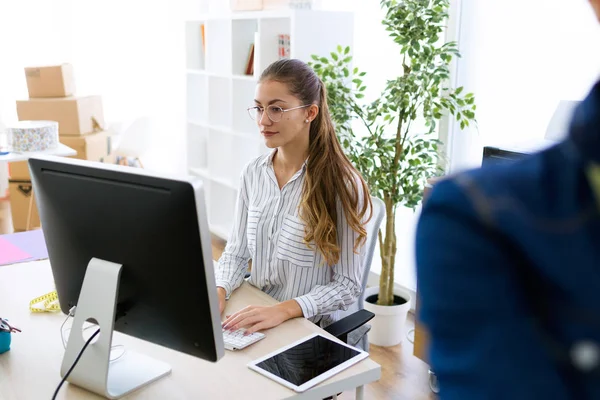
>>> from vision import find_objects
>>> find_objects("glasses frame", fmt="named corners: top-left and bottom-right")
top-left (247, 104), bottom-right (311, 123)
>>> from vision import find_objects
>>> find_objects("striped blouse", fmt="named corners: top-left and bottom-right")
top-left (215, 150), bottom-right (365, 327)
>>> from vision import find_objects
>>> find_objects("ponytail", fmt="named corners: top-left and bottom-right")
top-left (260, 59), bottom-right (372, 266)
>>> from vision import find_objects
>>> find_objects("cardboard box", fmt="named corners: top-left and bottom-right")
top-left (8, 179), bottom-right (40, 231)
top-left (16, 96), bottom-right (104, 136)
top-left (59, 130), bottom-right (113, 162)
top-left (24, 64), bottom-right (76, 98)
top-left (8, 162), bottom-right (31, 180)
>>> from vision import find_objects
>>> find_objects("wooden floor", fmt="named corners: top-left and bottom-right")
top-left (212, 236), bottom-right (435, 400)
top-left (1, 199), bottom-right (435, 399)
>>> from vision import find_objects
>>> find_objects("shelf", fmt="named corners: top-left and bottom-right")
top-left (256, 17), bottom-right (290, 72)
top-left (187, 73), bottom-right (208, 124)
top-left (206, 19), bottom-right (232, 74)
top-left (186, 70), bottom-right (256, 81)
top-left (186, 69), bottom-right (206, 75)
top-left (207, 128), bottom-right (233, 183)
top-left (186, 21), bottom-right (206, 70)
top-left (188, 120), bottom-right (210, 128)
top-left (232, 78), bottom-right (259, 134)
top-left (187, 124), bottom-right (209, 170)
top-left (207, 76), bottom-right (232, 127)
top-left (232, 74), bottom-right (257, 81)
top-left (209, 183), bottom-right (237, 238)
top-left (232, 18), bottom-right (258, 76)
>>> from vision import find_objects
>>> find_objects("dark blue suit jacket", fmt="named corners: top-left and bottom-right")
top-left (416, 81), bottom-right (600, 399)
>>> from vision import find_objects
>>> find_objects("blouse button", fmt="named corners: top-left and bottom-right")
top-left (571, 340), bottom-right (600, 372)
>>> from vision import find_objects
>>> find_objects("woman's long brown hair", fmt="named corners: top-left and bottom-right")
top-left (259, 59), bottom-right (372, 266)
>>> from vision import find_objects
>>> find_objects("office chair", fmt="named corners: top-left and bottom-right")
top-left (322, 196), bottom-right (386, 351)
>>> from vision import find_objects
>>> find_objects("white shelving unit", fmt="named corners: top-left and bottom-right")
top-left (185, 7), bottom-right (354, 240)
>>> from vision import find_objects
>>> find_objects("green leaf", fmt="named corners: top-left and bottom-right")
top-left (331, 52), bottom-right (339, 61)
top-left (345, 46), bottom-right (350, 55)
top-left (337, 44), bottom-right (342, 53)
top-left (320, 57), bottom-right (329, 64)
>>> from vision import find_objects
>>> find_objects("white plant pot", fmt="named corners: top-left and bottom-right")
top-left (363, 286), bottom-right (411, 347)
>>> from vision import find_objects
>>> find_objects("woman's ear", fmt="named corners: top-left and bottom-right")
top-left (306, 104), bottom-right (319, 123)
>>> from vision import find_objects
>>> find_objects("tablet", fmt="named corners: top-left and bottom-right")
top-left (247, 333), bottom-right (368, 393)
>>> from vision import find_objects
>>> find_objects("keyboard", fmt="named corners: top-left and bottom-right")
top-left (222, 328), bottom-right (265, 351)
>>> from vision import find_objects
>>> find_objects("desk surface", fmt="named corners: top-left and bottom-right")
top-left (0, 143), bottom-right (76, 163)
top-left (0, 261), bottom-right (380, 399)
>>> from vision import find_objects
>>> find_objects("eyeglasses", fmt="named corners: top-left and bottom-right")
top-left (247, 104), bottom-right (311, 123)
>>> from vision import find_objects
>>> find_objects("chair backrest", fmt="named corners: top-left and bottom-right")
top-left (339, 196), bottom-right (386, 318)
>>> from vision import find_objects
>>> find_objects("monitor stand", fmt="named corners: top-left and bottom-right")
top-left (61, 257), bottom-right (171, 399)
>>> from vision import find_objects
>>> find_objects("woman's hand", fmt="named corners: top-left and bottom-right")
top-left (221, 300), bottom-right (303, 334)
top-left (217, 287), bottom-right (227, 315)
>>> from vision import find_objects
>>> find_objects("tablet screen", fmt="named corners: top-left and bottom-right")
top-left (254, 334), bottom-right (361, 387)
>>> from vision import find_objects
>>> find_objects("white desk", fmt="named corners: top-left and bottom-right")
top-left (0, 143), bottom-right (76, 163)
top-left (0, 261), bottom-right (381, 399)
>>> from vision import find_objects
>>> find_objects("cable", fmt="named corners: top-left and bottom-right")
top-left (407, 328), bottom-right (415, 344)
top-left (60, 307), bottom-right (126, 362)
top-left (52, 328), bottom-right (100, 400)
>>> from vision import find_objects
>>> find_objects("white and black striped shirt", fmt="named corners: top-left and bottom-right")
top-left (215, 150), bottom-right (365, 327)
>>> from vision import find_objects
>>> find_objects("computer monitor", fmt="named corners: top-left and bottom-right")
top-left (28, 155), bottom-right (224, 399)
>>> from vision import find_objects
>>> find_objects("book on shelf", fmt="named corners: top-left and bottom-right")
top-left (245, 43), bottom-right (255, 75)
top-left (278, 34), bottom-right (290, 60)
top-left (200, 24), bottom-right (206, 55)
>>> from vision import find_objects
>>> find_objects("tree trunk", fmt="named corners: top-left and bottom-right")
top-left (377, 195), bottom-right (396, 306)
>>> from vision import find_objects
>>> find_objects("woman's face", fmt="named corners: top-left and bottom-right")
top-left (252, 80), bottom-right (316, 149)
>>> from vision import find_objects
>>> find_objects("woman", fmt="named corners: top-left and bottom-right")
top-left (217, 59), bottom-right (372, 334)
top-left (416, 1), bottom-right (600, 398)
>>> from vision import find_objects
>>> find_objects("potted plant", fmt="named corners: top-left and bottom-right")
top-left (310, 0), bottom-right (477, 346)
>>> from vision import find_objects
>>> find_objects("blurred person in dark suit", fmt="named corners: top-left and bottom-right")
top-left (415, 1), bottom-right (600, 398)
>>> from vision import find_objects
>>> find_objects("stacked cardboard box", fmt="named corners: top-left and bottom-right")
top-left (9, 64), bottom-right (113, 231)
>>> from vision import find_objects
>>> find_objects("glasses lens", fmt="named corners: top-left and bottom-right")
top-left (248, 107), bottom-right (260, 120)
top-left (267, 106), bottom-right (284, 122)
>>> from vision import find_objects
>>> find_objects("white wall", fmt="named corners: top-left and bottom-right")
top-left (0, 0), bottom-right (73, 199)
top-left (0, 0), bottom-right (73, 125)
top-left (67, 0), bottom-right (187, 174)
top-left (449, 0), bottom-right (600, 172)
top-left (0, 0), bottom-right (188, 175)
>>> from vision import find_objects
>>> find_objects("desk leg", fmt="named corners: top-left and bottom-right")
top-left (355, 385), bottom-right (364, 400)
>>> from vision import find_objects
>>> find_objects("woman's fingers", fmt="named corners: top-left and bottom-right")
top-left (230, 314), bottom-right (263, 331)
top-left (222, 305), bottom-right (253, 325)
top-left (222, 307), bottom-right (259, 330)
top-left (245, 320), bottom-right (270, 335)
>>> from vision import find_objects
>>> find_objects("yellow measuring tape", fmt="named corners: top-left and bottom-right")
top-left (29, 290), bottom-right (60, 313)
